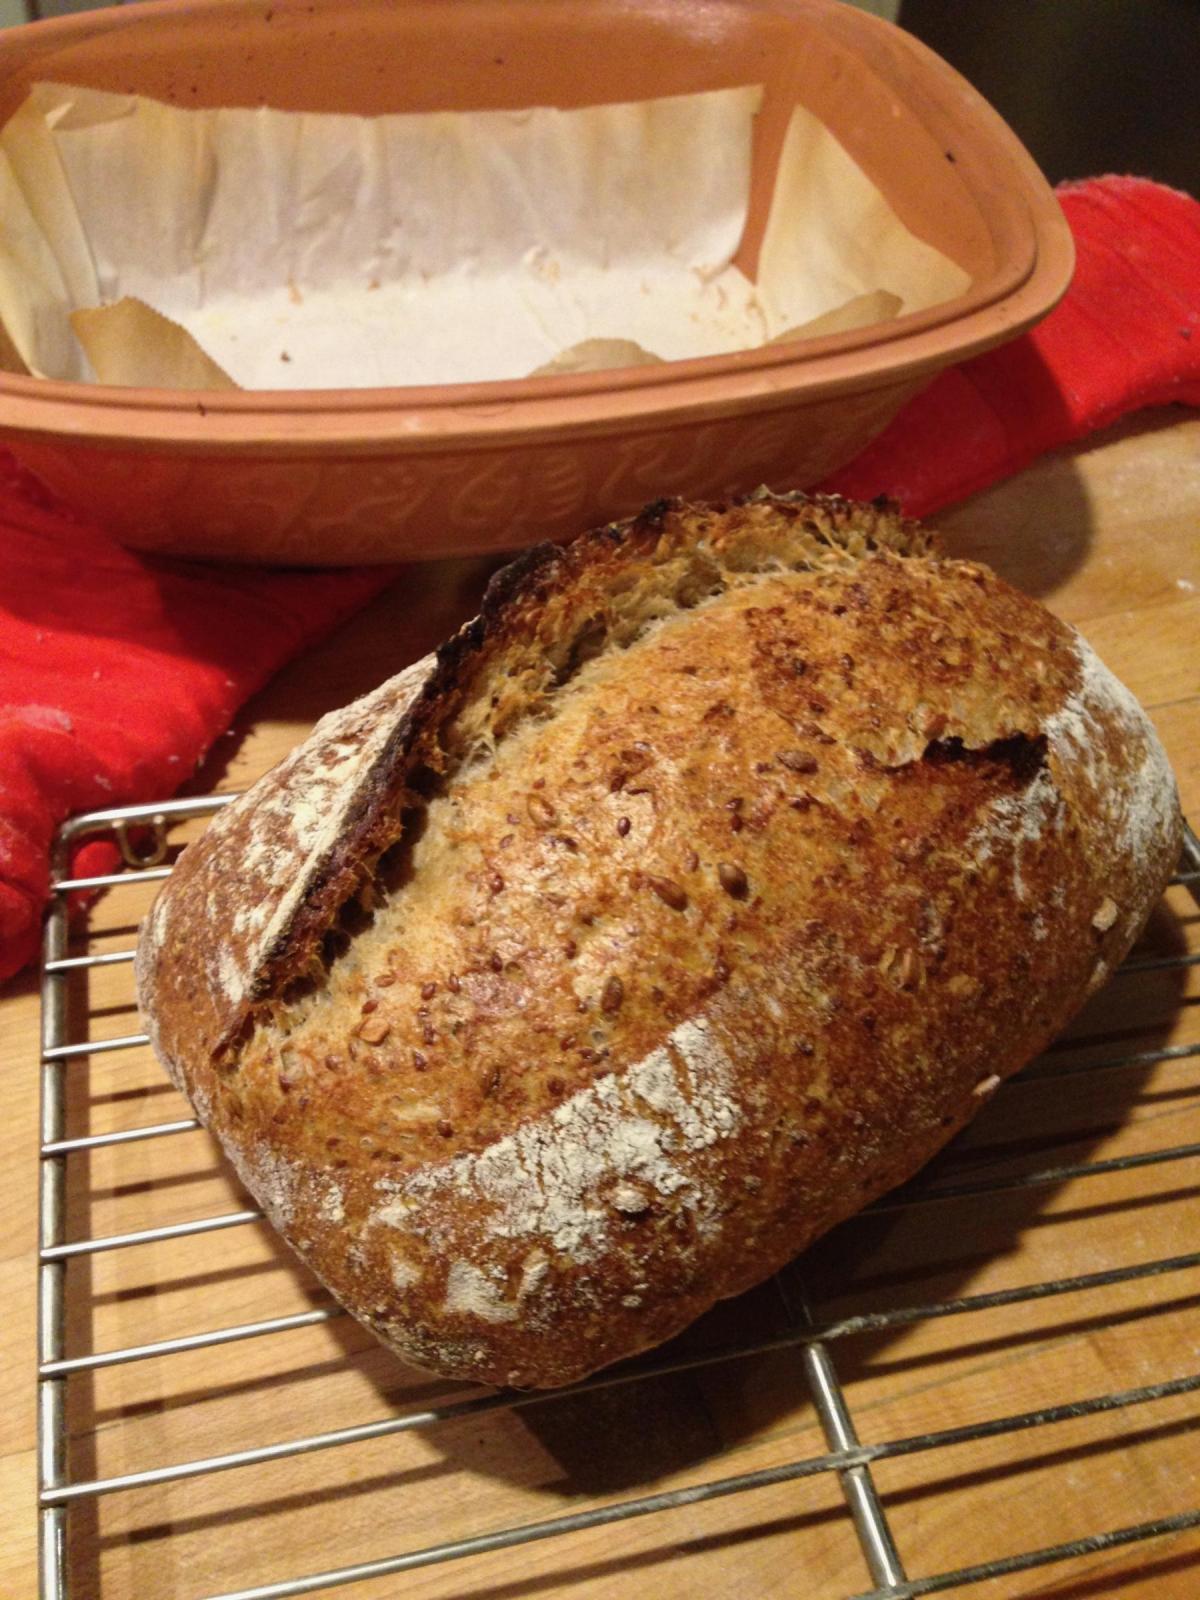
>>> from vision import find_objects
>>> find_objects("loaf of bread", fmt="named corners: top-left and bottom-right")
top-left (136, 493), bottom-right (1181, 1388)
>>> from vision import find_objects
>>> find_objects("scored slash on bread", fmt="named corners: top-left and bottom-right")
top-left (136, 492), bottom-right (1181, 1388)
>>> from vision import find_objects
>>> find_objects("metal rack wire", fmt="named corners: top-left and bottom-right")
top-left (36, 797), bottom-right (1200, 1600)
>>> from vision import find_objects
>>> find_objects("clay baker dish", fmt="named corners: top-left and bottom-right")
top-left (0, 0), bottom-right (1073, 565)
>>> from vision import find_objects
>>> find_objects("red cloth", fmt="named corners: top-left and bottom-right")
top-left (0, 478), bottom-right (391, 980)
top-left (2, 175), bottom-right (1199, 983)
top-left (820, 177), bottom-right (1200, 511)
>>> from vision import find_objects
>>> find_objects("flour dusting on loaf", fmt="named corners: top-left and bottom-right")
top-left (393, 1016), bottom-right (739, 1262)
top-left (136, 493), bottom-right (1181, 1387)
top-left (221, 657), bottom-right (434, 1002)
top-left (137, 656), bottom-right (434, 1057)
top-left (966, 633), bottom-right (1175, 910)
top-left (1047, 635), bottom-right (1179, 867)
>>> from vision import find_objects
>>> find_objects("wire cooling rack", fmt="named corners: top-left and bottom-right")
top-left (36, 797), bottom-right (1200, 1600)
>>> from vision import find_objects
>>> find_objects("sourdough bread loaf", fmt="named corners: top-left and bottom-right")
top-left (136, 493), bottom-right (1181, 1387)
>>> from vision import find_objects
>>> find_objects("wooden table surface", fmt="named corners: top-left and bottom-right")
top-left (2, 408), bottom-right (1199, 1600)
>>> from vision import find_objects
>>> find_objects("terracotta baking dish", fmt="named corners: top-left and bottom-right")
top-left (0, 0), bottom-right (1073, 566)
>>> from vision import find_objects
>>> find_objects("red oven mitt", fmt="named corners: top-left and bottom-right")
top-left (0, 478), bottom-right (391, 982)
top-left (2, 175), bottom-right (1199, 984)
top-left (820, 176), bottom-right (1200, 511)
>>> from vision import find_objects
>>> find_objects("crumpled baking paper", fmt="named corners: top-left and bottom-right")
top-left (0, 81), bottom-right (968, 390)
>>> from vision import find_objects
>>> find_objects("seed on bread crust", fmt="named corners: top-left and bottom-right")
top-left (646, 875), bottom-right (688, 911)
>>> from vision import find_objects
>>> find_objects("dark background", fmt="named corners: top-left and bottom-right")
top-left (898, 0), bottom-right (1200, 193)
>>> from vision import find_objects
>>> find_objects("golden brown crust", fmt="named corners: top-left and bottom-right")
top-left (136, 492), bottom-right (1182, 1387)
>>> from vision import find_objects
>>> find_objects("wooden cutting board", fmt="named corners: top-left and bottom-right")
top-left (2, 406), bottom-right (1198, 1600)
